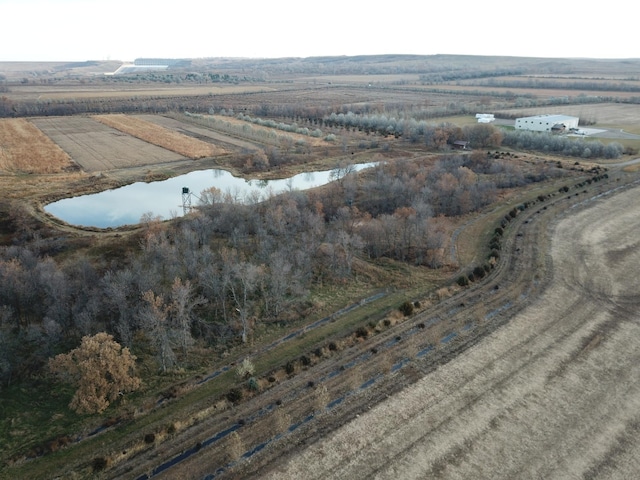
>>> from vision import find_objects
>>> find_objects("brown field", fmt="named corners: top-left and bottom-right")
top-left (93, 114), bottom-right (226, 159)
top-left (31, 116), bottom-right (189, 172)
top-left (135, 114), bottom-right (265, 152)
top-left (0, 118), bottom-right (73, 173)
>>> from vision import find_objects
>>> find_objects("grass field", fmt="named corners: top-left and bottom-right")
top-left (0, 119), bottom-right (73, 173)
top-left (93, 114), bottom-right (227, 159)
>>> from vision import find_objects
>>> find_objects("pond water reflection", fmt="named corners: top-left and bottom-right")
top-left (45, 164), bottom-right (374, 228)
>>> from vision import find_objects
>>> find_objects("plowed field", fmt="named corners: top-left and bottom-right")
top-left (31, 116), bottom-right (187, 172)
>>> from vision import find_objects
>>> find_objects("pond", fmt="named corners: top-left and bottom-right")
top-left (44, 164), bottom-right (375, 228)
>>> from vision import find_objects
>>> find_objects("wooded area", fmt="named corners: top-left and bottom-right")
top-left (1, 54), bottom-right (638, 478)
top-left (0, 152), bottom-right (569, 394)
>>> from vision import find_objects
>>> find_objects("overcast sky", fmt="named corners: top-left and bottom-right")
top-left (1, 0), bottom-right (637, 62)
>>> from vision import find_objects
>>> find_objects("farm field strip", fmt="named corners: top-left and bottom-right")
top-left (138, 114), bottom-right (263, 152)
top-left (0, 118), bottom-right (73, 173)
top-left (31, 117), bottom-right (188, 172)
top-left (183, 113), bottom-right (329, 148)
top-left (93, 114), bottom-right (227, 159)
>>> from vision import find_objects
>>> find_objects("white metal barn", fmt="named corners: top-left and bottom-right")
top-left (515, 114), bottom-right (579, 133)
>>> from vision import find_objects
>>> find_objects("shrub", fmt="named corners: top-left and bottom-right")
top-left (355, 326), bottom-right (369, 338)
top-left (300, 355), bottom-right (311, 366)
top-left (92, 457), bottom-right (108, 472)
top-left (457, 275), bottom-right (469, 287)
top-left (236, 358), bottom-right (255, 379)
top-left (247, 377), bottom-right (259, 391)
top-left (226, 388), bottom-right (243, 404)
top-left (328, 342), bottom-right (338, 351)
top-left (473, 266), bottom-right (486, 279)
top-left (285, 361), bottom-right (295, 375)
top-left (144, 433), bottom-right (156, 444)
top-left (268, 376), bottom-right (276, 383)
top-left (399, 301), bottom-right (414, 317)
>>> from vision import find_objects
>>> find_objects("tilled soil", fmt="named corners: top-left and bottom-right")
top-left (255, 180), bottom-right (640, 479)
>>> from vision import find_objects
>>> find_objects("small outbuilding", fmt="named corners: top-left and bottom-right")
top-left (476, 113), bottom-right (495, 123)
top-left (453, 140), bottom-right (470, 150)
top-left (515, 114), bottom-right (579, 133)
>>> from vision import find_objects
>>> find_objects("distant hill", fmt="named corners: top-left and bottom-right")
top-left (2, 54), bottom-right (639, 80)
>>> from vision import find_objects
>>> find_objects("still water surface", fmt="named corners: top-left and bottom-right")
top-left (45, 165), bottom-right (373, 228)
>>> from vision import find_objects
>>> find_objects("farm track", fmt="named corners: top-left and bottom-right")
top-left (104, 170), bottom-right (631, 479)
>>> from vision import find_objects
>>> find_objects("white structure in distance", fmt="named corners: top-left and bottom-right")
top-left (515, 114), bottom-right (579, 133)
top-left (476, 113), bottom-right (495, 123)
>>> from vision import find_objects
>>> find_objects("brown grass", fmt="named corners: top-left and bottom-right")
top-left (0, 119), bottom-right (73, 173)
top-left (93, 114), bottom-right (226, 159)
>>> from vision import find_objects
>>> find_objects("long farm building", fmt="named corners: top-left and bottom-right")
top-left (515, 114), bottom-right (579, 133)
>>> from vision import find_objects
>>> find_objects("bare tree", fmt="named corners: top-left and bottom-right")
top-left (139, 290), bottom-right (176, 373)
top-left (228, 260), bottom-right (263, 344)
top-left (169, 277), bottom-right (207, 355)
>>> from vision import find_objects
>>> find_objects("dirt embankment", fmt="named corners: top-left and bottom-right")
top-left (256, 180), bottom-right (640, 480)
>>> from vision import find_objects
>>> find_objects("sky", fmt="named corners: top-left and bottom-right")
top-left (1, 0), bottom-right (637, 62)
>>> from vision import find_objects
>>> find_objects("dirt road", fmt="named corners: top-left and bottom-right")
top-left (260, 183), bottom-right (640, 479)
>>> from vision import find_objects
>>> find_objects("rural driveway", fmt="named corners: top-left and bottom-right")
top-left (261, 183), bottom-right (640, 479)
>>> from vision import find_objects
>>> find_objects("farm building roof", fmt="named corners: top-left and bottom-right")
top-left (516, 114), bottom-right (578, 122)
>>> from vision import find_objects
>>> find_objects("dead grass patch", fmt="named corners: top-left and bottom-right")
top-left (93, 114), bottom-right (226, 159)
top-left (0, 119), bottom-right (74, 173)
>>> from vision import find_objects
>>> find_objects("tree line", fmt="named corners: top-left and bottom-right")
top-left (501, 130), bottom-right (625, 159)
